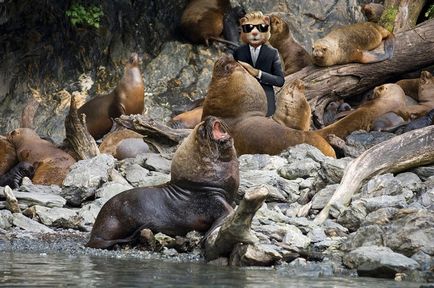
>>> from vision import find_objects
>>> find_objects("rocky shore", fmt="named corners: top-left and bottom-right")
top-left (1, 130), bottom-right (433, 284)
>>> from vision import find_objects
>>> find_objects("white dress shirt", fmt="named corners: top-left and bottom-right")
top-left (249, 45), bottom-right (262, 79)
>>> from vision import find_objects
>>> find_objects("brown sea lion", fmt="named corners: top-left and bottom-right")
top-left (372, 112), bottom-right (405, 132)
top-left (77, 53), bottom-right (144, 140)
top-left (269, 14), bottom-right (311, 75)
top-left (180, 0), bottom-right (238, 46)
top-left (312, 22), bottom-right (394, 67)
top-left (7, 128), bottom-right (76, 186)
top-left (403, 71), bottom-right (434, 118)
top-left (272, 79), bottom-right (311, 131)
top-left (361, 3), bottom-right (384, 23)
top-left (99, 129), bottom-right (145, 157)
top-left (0, 161), bottom-right (35, 189)
top-left (396, 78), bottom-right (419, 100)
top-left (0, 136), bottom-right (18, 176)
top-left (86, 116), bottom-right (239, 249)
top-left (316, 84), bottom-right (409, 139)
top-left (168, 106), bottom-right (204, 129)
top-left (202, 55), bottom-right (336, 157)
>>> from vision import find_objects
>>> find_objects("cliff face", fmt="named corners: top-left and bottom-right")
top-left (0, 0), bottom-right (369, 142)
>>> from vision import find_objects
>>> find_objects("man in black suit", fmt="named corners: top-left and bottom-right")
top-left (233, 15), bottom-right (285, 117)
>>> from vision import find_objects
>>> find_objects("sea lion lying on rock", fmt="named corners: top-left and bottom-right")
top-left (86, 116), bottom-right (239, 249)
top-left (7, 128), bottom-right (76, 186)
top-left (202, 55), bottom-right (335, 157)
top-left (402, 71), bottom-right (434, 118)
top-left (312, 22), bottom-right (394, 66)
top-left (0, 161), bottom-right (34, 189)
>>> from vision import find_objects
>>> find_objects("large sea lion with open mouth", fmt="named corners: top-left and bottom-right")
top-left (201, 55), bottom-right (336, 157)
top-left (86, 116), bottom-right (239, 249)
top-left (77, 53), bottom-right (144, 140)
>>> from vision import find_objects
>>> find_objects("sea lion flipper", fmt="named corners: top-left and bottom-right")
top-left (360, 35), bottom-right (395, 64)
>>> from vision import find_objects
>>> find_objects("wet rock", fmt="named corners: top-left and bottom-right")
top-left (343, 245), bottom-right (420, 278)
top-left (33, 205), bottom-right (83, 229)
top-left (283, 258), bottom-right (335, 277)
top-left (62, 154), bottom-right (116, 206)
top-left (12, 213), bottom-right (54, 233)
top-left (0, 210), bottom-right (13, 229)
top-left (229, 243), bottom-right (280, 266)
top-left (344, 131), bottom-right (396, 158)
top-left (1, 187), bottom-right (66, 208)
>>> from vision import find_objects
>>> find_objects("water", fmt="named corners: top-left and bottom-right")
top-left (0, 252), bottom-right (423, 288)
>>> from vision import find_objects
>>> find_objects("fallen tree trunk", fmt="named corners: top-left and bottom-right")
top-left (64, 92), bottom-right (100, 160)
top-left (284, 19), bottom-right (434, 127)
top-left (204, 185), bottom-right (269, 261)
top-left (314, 125), bottom-right (434, 225)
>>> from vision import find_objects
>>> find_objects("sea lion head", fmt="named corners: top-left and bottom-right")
top-left (171, 116), bottom-right (239, 195)
top-left (7, 128), bottom-right (39, 148)
top-left (270, 14), bottom-right (289, 40)
top-left (419, 71), bottom-right (433, 99)
top-left (312, 39), bottom-right (337, 67)
top-left (17, 161), bottom-right (35, 179)
top-left (203, 55), bottom-right (267, 119)
top-left (240, 11), bottom-right (271, 47)
top-left (372, 84), bottom-right (406, 109)
top-left (128, 52), bottom-right (140, 67)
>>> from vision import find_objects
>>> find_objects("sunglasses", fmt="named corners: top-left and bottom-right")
top-left (241, 24), bottom-right (269, 33)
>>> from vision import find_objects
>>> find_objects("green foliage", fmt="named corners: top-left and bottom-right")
top-left (425, 3), bottom-right (434, 19)
top-left (379, 7), bottom-right (398, 32)
top-left (66, 4), bottom-right (103, 29)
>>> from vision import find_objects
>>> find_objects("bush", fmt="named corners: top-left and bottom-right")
top-left (66, 4), bottom-right (103, 29)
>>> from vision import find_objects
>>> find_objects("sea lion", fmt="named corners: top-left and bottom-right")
top-left (99, 129), bottom-right (145, 158)
top-left (222, 5), bottom-right (246, 45)
top-left (323, 101), bottom-right (340, 126)
top-left (202, 55), bottom-right (336, 157)
top-left (361, 3), bottom-right (384, 23)
top-left (7, 128), bottom-right (76, 186)
top-left (312, 22), bottom-right (394, 67)
top-left (0, 162), bottom-right (35, 189)
top-left (168, 106), bottom-right (204, 129)
top-left (115, 138), bottom-right (149, 160)
top-left (372, 112), bottom-right (405, 132)
top-left (86, 116), bottom-right (239, 249)
top-left (180, 0), bottom-right (238, 46)
top-left (316, 84), bottom-right (409, 139)
top-left (402, 71), bottom-right (434, 118)
top-left (272, 79), bottom-right (311, 131)
top-left (77, 53), bottom-right (144, 140)
top-left (396, 78), bottom-right (419, 100)
top-left (0, 136), bottom-right (18, 176)
top-left (395, 108), bottom-right (434, 135)
top-left (269, 14), bottom-right (311, 75)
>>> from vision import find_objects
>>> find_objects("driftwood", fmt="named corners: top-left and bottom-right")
top-left (64, 92), bottom-right (100, 160)
top-left (283, 19), bottom-right (434, 127)
top-left (114, 114), bottom-right (191, 153)
top-left (314, 125), bottom-right (434, 225)
top-left (3, 186), bottom-right (20, 213)
top-left (379, 0), bottom-right (426, 32)
top-left (204, 185), bottom-right (269, 262)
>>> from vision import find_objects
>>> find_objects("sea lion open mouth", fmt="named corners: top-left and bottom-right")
top-left (212, 120), bottom-right (230, 142)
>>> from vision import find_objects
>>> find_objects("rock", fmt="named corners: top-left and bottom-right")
top-left (344, 131), bottom-right (396, 158)
top-left (343, 245), bottom-right (420, 278)
top-left (418, 187), bottom-right (434, 210)
top-left (278, 158), bottom-right (321, 180)
top-left (0, 210), bottom-right (13, 229)
top-left (229, 243), bottom-right (279, 266)
top-left (12, 213), bottom-right (54, 233)
top-left (282, 258), bottom-right (335, 278)
top-left (395, 172), bottom-right (422, 192)
top-left (361, 173), bottom-right (404, 198)
top-left (318, 157), bottom-right (352, 184)
top-left (33, 205), bottom-right (82, 229)
top-left (307, 227), bottom-right (327, 243)
top-left (311, 184), bottom-right (338, 210)
top-left (94, 182), bottom-right (133, 200)
top-left (411, 251), bottom-right (433, 272)
top-left (361, 195), bottom-right (408, 212)
top-left (62, 154), bottom-right (116, 206)
top-left (337, 202), bottom-right (367, 232)
top-left (411, 165), bottom-right (434, 181)
top-left (1, 187), bottom-right (66, 208)
top-left (362, 207), bottom-right (399, 226)
top-left (282, 225), bottom-right (311, 250)
top-left (142, 153), bottom-right (172, 174)
top-left (341, 225), bottom-right (384, 252)
top-left (239, 154), bottom-right (287, 172)
top-left (77, 200), bottom-right (105, 229)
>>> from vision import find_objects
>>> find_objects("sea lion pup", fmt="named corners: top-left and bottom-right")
top-left (0, 162), bottom-right (35, 189)
top-left (361, 3), bottom-right (384, 23)
top-left (180, 0), bottom-right (238, 47)
top-left (272, 79), bottom-right (311, 131)
top-left (99, 129), bottom-right (145, 158)
top-left (315, 84), bottom-right (409, 140)
top-left (0, 136), bottom-right (18, 176)
top-left (402, 71), bottom-right (434, 118)
top-left (394, 108), bottom-right (434, 135)
top-left (86, 116), bottom-right (239, 249)
top-left (202, 55), bottom-right (336, 157)
top-left (269, 14), bottom-right (312, 75)
top-left (7, 128), bottom-right (76, 186)
top-left (323, 101), bottom-right (340, 126)
top-left (77, 53), bottom-right (144, 140)
top-left (312, 22), bottom-right (394, 67)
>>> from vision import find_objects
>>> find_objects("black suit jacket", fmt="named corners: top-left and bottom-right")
top-left (233, 44), bottom-right (285, 116)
